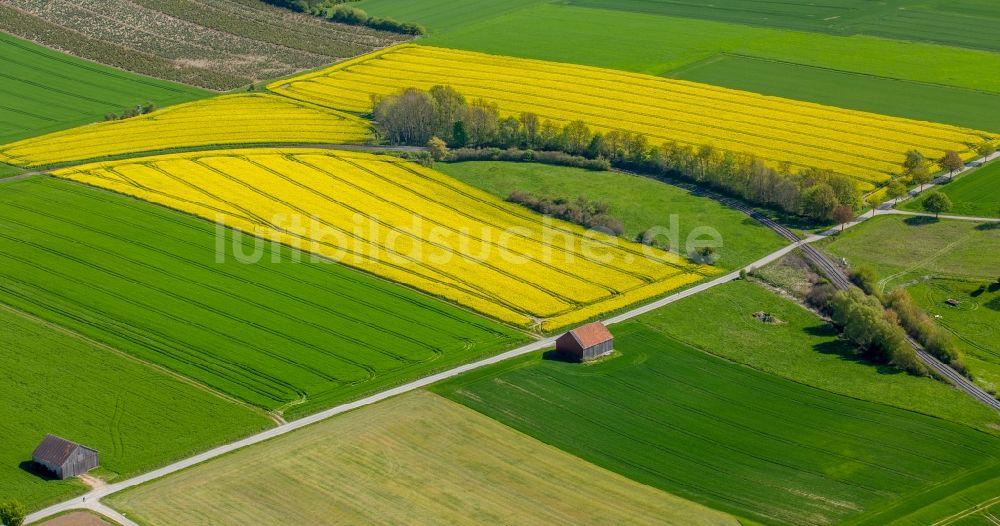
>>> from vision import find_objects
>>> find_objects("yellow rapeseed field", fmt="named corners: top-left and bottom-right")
top-left (269, 45), bottom-right (996, 189)
top-left (53, 149), bottom-right (711, 330)
top-left (0, 94), bottom-right (371, 168)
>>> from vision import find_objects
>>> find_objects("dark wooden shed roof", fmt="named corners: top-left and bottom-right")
top-left (567, 322), bottom-right (613, 348)
top-left (32, 434), bottom-right (84, 466)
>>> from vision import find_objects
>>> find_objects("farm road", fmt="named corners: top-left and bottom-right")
top-left (881, 209), bottom-right (1000, 223)
top-left (0, 171), bottom-right (43, 184)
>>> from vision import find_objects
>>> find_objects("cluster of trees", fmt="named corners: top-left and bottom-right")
top-left (807, 264), bottom-right (968, 377)
top-left (827, 288), bottom-right (925, 374)
top-left (502, 188), bottom-right (718, 264)
top-left (263, 0), bottom-right (424, 34)
top-left (373, 85), bottom-right (862, 223)
top-left (0, 500), bottom-right (25, 526)
top-left (849, 265), bottom-right (967, 371)
top-left (104, 102), bottom-right (155, 121)
top-left (884, 288), bottom-right (967, 373)
top-left (506, 191), bottom-right (624, 236)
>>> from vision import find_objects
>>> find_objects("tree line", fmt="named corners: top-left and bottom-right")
top-left (805, 265), bottom-right (968, 378)
top-left (262, 0), bottom-right (424, 34)
top-left (373, 86), bottom-right (863, 223)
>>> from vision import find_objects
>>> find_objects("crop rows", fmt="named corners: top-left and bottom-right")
top-left (0, 94), bottom-right (371, 167)
top-left (437, 323), bottom-right (1000, 526)
top-left (0, 0), bottom-right (407, 89)
top-left (0, 177), bottom-right (521, 417)
top-left (53, 149), bottom-right (711, 330)
top-left (271, 45), bottom-right (996, 187)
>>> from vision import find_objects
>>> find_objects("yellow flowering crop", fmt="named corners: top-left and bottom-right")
top-left (269, 45), bottom-right (996, 189)
top-left (53, 149), bottom-right (713, 330)
top-left (0, 94), bottom-right (371, 168)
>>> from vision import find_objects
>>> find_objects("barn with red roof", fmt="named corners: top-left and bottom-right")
top-left (556, 322), bottom-right (614, 362)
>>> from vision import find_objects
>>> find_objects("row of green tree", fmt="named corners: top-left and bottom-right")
top-left (373, 86), bottom-right (862, 223)
top-left (850, 266), bottom-right (967, 372)
top-left (873, 145), bottom-right (995, 208)
top-left (262, 0), bottom-right (424, 34)
top-left (806, 265), bottom-right (967, 377)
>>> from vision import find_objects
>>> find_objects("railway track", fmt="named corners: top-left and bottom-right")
top-left (717, 198), bottom-right (999, 412)
top-left (617, 169), bottom-right (998, 410)
top-left (716, 196), bottom-right (855, 290)
top-left (915, 344), bottom-right (1000, 412)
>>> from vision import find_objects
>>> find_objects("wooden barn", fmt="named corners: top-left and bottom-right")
top-left (32, 434), bottom-right (99, 480)
top-left (556, 322), bottom-right (614, 362)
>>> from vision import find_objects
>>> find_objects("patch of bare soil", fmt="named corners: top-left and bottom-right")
top-left (79, 473), bottom-right (106, 491)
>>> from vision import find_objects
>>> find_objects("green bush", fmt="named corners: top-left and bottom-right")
top-left (830, 289), bottom-right (924, 375)
top-left (849, 264), bottom-right (879, 296)
top-left (0, 500), bottom-right (26, 526)
top-left (884, 288), bottom-right (966, 373)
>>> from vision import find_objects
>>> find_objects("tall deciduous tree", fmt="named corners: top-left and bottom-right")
top-left (829, 175), bottom-right (860, 211)
top-left (372, 88), bottom-right (434, 145)
top-left (865, 193), bottom-right (882, 216)
top-left (561, 120), bottom-right (591, 155)
top-left (922, 192), bottom-right (953, 218)
top-left (451, 121), bottom-right (468, 148)
top-left (497, 116), bottom-right (522, 148)
top-left (885, 180), bottom-right (908, 202)
top-left (833, 203), bottom-right (855, 231)
top-left (938, 150), bottom-right (964, 180)
top-left (429, 85), bottom-right (466, 142)
top-left (976, 142), bottom-right (997, 161)
top-left (910, 164), bottom-right (933, 191)
top-left (902, 149), bottom-right (925, 175)
top-left (801, 183), bottom-right (839, 222)
top-left (464, 99), bottom-right (499, 147)
top-left (519, 112), bottom-right (539, 148)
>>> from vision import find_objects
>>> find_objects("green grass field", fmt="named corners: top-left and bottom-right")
top-left (901, 161), bottom-right (1000, 218)
top-left (108, 391), bottom-right (739, 526)
top-left (436, 323), bottom-right (1000, 526)
top-left (358, 0), bottom-right (1000, 94)
top-left (635, 279), bottom-right (1000, 432)
top-left (437, 162), bottom-right (788, 270)
top-left (0, 177), bottom-right (526, 419)
top-left (820, 215), bottom-right (1000, 393)
top-left (668, 55), bottom-right (1000, 131)
top-left (0, 305), bottom-right (270, 509)
top-left (0, 162), bottom-right (24, 178)
top-left (565, 0), bottom-right (1000, 53)
top-left (0, 32), bottom-right (207, 144)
